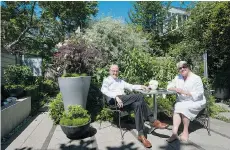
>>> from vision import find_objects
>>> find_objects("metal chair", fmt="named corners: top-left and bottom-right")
top-left (99, 95), bottom-right (130, 140)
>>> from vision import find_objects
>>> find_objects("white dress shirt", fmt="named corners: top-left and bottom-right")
top-left (101, 76), bottom-right (143, 102)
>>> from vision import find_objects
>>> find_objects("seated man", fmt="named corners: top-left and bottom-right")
top-left (101, 64), bottom-right (168, 148)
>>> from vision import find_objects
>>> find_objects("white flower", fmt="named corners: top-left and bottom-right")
top-left (149, 80), bottom-right (158, 90)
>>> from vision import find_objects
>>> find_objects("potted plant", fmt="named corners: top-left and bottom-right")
top-left (60, 105), bottom-right (91, 139)
top-left (58, 73), bottom-right (91, 110)
top-left (53, 39), bottom-right (101, 109)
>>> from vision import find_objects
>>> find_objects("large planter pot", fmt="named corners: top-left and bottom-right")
top-left (60, 119), bottom-right (91, 139)
top-left (58, 76), bottom-right (91, 110)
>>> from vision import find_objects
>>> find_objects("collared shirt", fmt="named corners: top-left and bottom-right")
top-left (101, 76), bottom-right (142, 102)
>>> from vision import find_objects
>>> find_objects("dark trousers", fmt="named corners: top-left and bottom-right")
top-left (109, 94), bottom-right (155, 135)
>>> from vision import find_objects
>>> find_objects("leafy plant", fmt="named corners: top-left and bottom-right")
top-left (61, 73), bottom-right (87, 77)
top-left (96, 108), bottom-right (114, 122)
top-left (42, 79), bottom-right (58, 96)
top-left (48, 93), bottom-right (64, 124)
top-left (4, 65), bottom-right (33, 85)
top-left (52, 39), bottom-right (102, 77)
top-left (60, 105), bottom-right (90, 126)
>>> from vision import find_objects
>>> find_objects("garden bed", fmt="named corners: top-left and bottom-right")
top-left (1, 97), bottom-right (31, 137)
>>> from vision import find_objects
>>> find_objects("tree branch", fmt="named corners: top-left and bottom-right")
top-left (5, 1), bottom-right (36, 51)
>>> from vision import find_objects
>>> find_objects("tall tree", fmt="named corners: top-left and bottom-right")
top-left (39, 1), bottom-right (98, 38)
top-left (169, 2), bottom-right (230, 87)
top-left (1, 1), bottom-right (98, 55)
top-left (129, 1), bottom-right (168, 32)
top-left (128, 1), bottom-right (171, 56)
top-left (1, 1), bottom-right (37, 53)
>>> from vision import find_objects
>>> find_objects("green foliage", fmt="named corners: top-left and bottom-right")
top-left (41, 79), bottom-right (58, 96)
top-left (96, 108), bottom-right (114, 122)
top-left (169, 2), bottom-right (230, 88)
top-left (1, 1), bottom-right (38, 52)
top-left (92, 68), bottom-right (108, 87)
top-left (53, 39), bottom-right (102, 76)
top-left (4, 84), bottom-right (24, 90)
top-left (60, 118), bottom-right (90, 126)
top-left (157, 95), bottom-right (177, 117)
top-left (86, 84), bottom-right (104, 121)
top-left (48, 93), bottom-right (64, 124)
top-left (39, 1), bottom-right (98, 36)
top-left (82, 17), bottom-right (151, 65)
top-left (1, 1), bottom-right (98, 57)
top-left (4, 65), bottom-right (33, 85)
top-left (129, 1), bottom-right (168, 32)
top-left (60, 105), bottom-right (90, 126)
top-left (61, 73), bottom-right (87, 77)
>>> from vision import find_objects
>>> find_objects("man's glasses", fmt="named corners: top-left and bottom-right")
top-left (178, 66), bottom-right (187, 70)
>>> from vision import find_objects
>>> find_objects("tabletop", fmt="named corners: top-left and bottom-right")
top-left (135, 89), bottom-right (176, 95)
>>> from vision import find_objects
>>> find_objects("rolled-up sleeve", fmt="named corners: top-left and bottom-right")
top-left (101, 78), bottom-right (117, 99)
top-left (123, 81), bottom-right (142, 91)
top-left (190, 77), bottom-right (204, 101)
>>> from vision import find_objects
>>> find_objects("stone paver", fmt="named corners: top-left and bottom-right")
top-left (20, 112), bottom-right (53, 149)
top-left (91, 121), bottom-right (145, 150)
top-left (209, 118), bottom-right (230, 138)
top-left (189, 127), bottom-right (230, 150)
top-left (2, 112), bottom-right (50, 150)
top-left (2, 112), bottom-right (230, 150)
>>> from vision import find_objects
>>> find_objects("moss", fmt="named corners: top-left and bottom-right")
top-left (61, 73), bottom-right (87, 77)
top-left (60, 118), bottom-right (90, 126)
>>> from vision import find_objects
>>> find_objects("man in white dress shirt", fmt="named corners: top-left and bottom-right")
top-left (101, 64), bottom-right (168, 148)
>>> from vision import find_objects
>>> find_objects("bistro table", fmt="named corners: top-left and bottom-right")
top-left (135, 89), bottom-right (176, 120)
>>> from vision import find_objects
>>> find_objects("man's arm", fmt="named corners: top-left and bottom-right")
top-left (123, 80), bottom-right (145, 91)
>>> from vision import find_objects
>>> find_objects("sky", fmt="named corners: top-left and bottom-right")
top-left (96, 1), bottom-right (192, 22)
top-left (2, 1), bottom-right (192, 22)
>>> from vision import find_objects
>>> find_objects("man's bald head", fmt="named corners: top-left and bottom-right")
top-left (110, 64), bottom-right (119, 70)
top-left (109, 64), bottom-right (119, 79)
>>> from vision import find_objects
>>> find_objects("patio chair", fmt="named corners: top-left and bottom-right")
top-left (99, 94), bottom-right (131, 140)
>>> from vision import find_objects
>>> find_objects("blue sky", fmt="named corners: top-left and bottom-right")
top-left (96, 1), bottom-right (192, 22)
top-left (6, 1), bottom-right (192, 22)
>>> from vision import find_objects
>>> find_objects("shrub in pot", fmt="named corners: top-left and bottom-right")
top-left (52, 40), bottom-right (101, 109)
top-left (49, 93), bottom-right (64, 124)
top-left (59, 105), bottom-right (91, 139)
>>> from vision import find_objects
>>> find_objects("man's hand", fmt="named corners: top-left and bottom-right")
top-left (141, 85), bottom-right (149, 90)
top-left (115, 96), bottom-right (123, 108)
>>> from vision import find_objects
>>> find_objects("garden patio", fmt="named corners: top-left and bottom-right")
top-left (1, 102), bottom-right (230, 150)
top-left (1, 1), bottom-right (230, 150)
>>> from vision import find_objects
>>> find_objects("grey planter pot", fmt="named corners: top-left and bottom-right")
top-left (60, 119), bottom-right (91, 139)
top-left (58, 76), bottom-right (91, 110)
